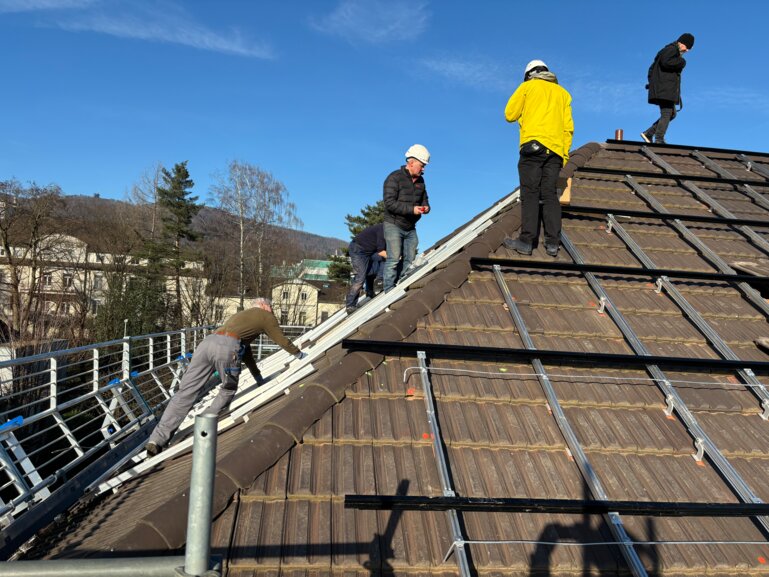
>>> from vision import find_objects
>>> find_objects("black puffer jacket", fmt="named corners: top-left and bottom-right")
top-left (647, 42), bottom-right (687, 105)
top-left (383, 166), bottom-right (429, 231)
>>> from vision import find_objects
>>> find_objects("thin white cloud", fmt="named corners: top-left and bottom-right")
top-left (419, 56), bottom-right (511, 92)
top-left (0, 0), bottom-right (95, 12)
top-left (688, 87), bottom-right (769, 115)
top-left (7, 0), bottom-right (274, 59)
top-left (568, 78), bottom-right (639, 114)
top-left (311, 0), bottom-right (428, 44)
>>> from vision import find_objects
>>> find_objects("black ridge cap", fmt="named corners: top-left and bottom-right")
top-left (470, 257), bottom-right (769, 286)
top-left (607, 138), bottom-right (769, 160)
top-left (345, 495), bottom-right (769, 517)
top-left (341, 339), bottom-right (769, 372)
top-left (577, 166), bottom-right (769, 187)
top-left (564, 204), bottom-right (769, 228)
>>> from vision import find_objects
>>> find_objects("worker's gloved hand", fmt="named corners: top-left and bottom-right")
top-left (294, 351), bottom-right (307, 361)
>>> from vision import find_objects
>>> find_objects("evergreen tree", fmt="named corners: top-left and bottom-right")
top-left (344, 200), bottom-right (385, 238)
top-left (156, 161), bottom-right (200, 328)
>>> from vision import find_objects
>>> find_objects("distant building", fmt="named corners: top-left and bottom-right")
top-left (271, 259), bottom-right (335, 282)
top-left (0, 233), bottom-right (207, 338)
top-left (271, 278), bottom-right (345, 327)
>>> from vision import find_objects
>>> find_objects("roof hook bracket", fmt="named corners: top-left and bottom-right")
top-left (692, 437), bottom-right (706, 462)
top-left (664, 393), bottom-right (675, 417)
top-left (597, 297), bottom-right (607, 314)
top-left (761, 400), bottom-right (769, 421)
top-left (655, 278), bottom-right (663, 294)
top-left (606, 215), bottom-right (614, 234)
top-left (442, 538), bottom-right (465, 564)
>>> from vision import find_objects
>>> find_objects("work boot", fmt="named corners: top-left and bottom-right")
top-left (640, 131), bottom-right (652, 143)
top-left (345, 305), bottom-right (357, 315)
top-left (545, 244), bottom-right (559, 257)
top-left (145, 442), bottom-right (161, 457)
top-left (503, 237), bottom-right (533, 256)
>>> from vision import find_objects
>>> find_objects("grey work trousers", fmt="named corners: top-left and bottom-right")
top-left (148, 334), bottom-right (242, 447)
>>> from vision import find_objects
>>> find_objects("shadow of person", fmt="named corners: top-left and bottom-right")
top-left (528, 482), bottom-right (659, 576)
top-left (364, 479), bottom-right (410, 574)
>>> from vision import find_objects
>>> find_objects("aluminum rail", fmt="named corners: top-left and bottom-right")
top-left (737, 154), bottom-right (769, 181)
top-left (4, 416), bottom-right (221, 576)
top-left (691, 150), bottom-right (769, 212)
top-left (491, 265), bottom-right (648, 577)
top-left (415, 351), bottom-right (472, 576)
top-left (343, 339), bottom-right (769, 372)
top-left (564, 204), bottom-right (769, 228)
top-left (607, 138), bottom-right (769, 159)
top-left (346, 495), bottom-right (769, 517)
top-left (559, 230), bottom-right (769, 534)
top-left (607, 213), bottom-right (769, 418)
top-left (624, 174), bottom-right (769, 318)
top-left (642, 147), bottom-right (769, 260)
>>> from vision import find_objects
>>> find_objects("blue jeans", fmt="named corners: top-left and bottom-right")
top-left (346, 241), bottom-right (373, 308)
top-left (383, 222), bottom-right (418, 291)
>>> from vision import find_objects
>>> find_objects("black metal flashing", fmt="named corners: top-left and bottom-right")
top-left (341, 339), bottom-right (769, 372)
top-left (470, 257), bottom-right (769, 286)
top-left (563, 205), bottom-right (769, 228)
top-left (606, 139), bottom-right (769, 160)
top-left (346, 495), bottom-right (769, 517)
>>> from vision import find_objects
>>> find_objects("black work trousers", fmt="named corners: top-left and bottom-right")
top-left (518, 147), bottom-right (563, 247)
top-left (645, 100), bottom-right (676, 143)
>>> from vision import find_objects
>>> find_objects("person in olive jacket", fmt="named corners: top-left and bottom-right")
top-left (382, 144), bottom-right (431, 291)
top-left (641, 33), bottom-right (694, 144)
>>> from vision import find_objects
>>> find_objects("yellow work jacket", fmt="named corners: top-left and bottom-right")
top-left (505, 78), bottom-right (574, 165)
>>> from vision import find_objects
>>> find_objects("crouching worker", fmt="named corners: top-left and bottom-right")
top-left (345, 222), bottom-right (387, 314)
top-left (145, 298), bottom-right (303, 456)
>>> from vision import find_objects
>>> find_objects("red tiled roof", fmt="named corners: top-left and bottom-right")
top-left (24, 140), bottom-right (769, 576)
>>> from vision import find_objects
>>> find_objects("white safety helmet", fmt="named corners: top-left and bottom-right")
top-left (524, 59), bottom-right (548, 77)
top-left (405, 144), bottom-right (430, 165)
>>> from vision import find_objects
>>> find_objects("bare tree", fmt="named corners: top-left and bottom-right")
top-left (0, 180), bottom-right (65, 340)
top-left (211, 161), bottom-right (302, 309)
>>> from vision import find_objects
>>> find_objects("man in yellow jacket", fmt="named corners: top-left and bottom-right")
top-left (504, 59), bottom-right (573, 257)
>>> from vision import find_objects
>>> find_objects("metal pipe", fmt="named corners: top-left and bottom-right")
top-left (0, 556), bottom-right (186, 576)
top-left (615, 128), bottom-right (623, 140)
top-left (183, 414), bottom-right (218, 576)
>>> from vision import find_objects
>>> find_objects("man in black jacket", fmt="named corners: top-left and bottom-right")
top-left (382, 144), bottom-right (431, 291)
top-left (641, 33), bottom-right (694, 144)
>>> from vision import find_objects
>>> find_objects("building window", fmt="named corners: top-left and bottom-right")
top-left (63, 273), bottom-right (73, 288)
top-left (298, 312), bottom-right (307, 325)
top-left (280, 312), bottom-right (288, 325)
top-left (42, 272), bottom-right (53, 286)
top-left (282, 291), bottom-right (289, 300)
top-left (300, 292), bottom-right (308, 301)
top-left (91, 299), bottom-right (99, 315)
top-left (93, 275), bottom-right (103, 290)
top-left (321, 311), bottom-right (329, 322)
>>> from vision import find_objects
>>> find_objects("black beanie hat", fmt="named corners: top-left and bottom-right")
top-left (677, 33), bottom-right (695, 49)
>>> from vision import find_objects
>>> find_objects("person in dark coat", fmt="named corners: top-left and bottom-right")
top-left (345, 222), bottom-right (387, 313)
top-left (382, 144), bottom-right (431, 291)
top-left (641, 33), bottom-right (694, 144)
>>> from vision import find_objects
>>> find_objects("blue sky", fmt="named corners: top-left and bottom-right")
top-left (2, 0), bottom-right (768, 249)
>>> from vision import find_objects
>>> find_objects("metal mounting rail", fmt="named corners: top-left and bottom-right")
top-left (692, 150), bottom-right (769, 215)
top-left (346, 495), bottom-right (769, 517)
top-left (738, 154), bottom-right (769, 181)
top-left (415, 351), bottom-right (472, 576)
top-left (624, 174), bottom-right (769, 319)
top-left (607, 213), bottom-right (769, 418)
top-left (0, 326), bottom-right (212, 558)
top-left (471, 256), bottom-right (769, 286)
top-left (563, 205), bottom-right (769, 228)
top-left (642, 146), bottom-right (769, 257)
top-left (578, 165), bottom-right (758, 187)
top-left (559, 230), bottom-right (769, 535)
top-left (342, 339), bottom-right (769, 372)
top-left (607, 138), bottom-right (769, 159)
top-left (491, 264), bottom-right (648, 577)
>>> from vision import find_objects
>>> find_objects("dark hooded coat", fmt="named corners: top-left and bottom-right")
top-left (647, 42), bottom-right (687, 105)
